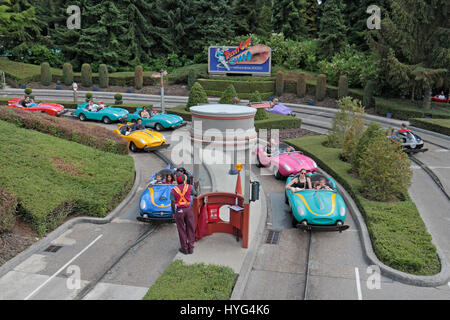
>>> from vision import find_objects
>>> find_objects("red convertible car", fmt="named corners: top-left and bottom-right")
top-left (431, 95), bottom-right (449, 103)
top-left (256, 142), bottom-right (318, 179)
top-left (8, 98), bottom-right (65, 116)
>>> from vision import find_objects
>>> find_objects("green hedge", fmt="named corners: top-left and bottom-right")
top-left (375, 98), bottom-right (450, 120)
top-left (197, 78), bottom-right (274, 94)
top-left (410, 118), bottom-right (450, 136)
top-left (286, 135), bottom-right (440, 276)
top-left (167, 104), bottom-right (192, 121)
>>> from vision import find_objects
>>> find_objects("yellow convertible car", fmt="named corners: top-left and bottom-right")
top-left (114, 123), bottom-right (169, 152)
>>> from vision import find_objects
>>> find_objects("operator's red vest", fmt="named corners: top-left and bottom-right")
top-left (172, 184), bottom-right (193, 208)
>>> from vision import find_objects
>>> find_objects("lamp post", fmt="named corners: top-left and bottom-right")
top-left (152, 69), bottom-right (168, 113)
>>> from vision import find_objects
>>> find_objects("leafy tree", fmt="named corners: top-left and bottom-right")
top-left (351, 121), bottom-right (383, 174)
top-left (326, 97), bottom-right (365, 149)
top-left (369, 0), bottom-right (449, 107)
top-left (359, 131), bottom-right (412, 202)
top-left (304, 0), bottom-right (320, 39)
top-left (232, 0), bottom-right (263, 36)
top-left (318, 0), bottom-right (348, 59)
top-left (273, 0), bottom-right (308, 41)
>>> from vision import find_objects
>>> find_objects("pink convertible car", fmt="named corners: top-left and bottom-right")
top-left (256, 142), bottom-right (318, 179)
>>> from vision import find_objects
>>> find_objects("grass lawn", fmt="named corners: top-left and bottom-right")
top-left (286, 135), bottom-right (440, 276)
top-left (410, 118), bottom-right (450, 136)
top-left (0, 57), bottom-right (63, 82)
top-left (0, 120), bottom-right (135, 235)
top-left (143, 260), bottom-right (236, 300)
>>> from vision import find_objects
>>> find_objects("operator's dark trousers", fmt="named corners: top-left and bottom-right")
top-left (174, 207), bottom-right (195, 253)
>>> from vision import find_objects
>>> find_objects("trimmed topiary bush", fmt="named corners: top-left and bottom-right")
top-left (85, 92), bottom-right (93, 102)
top-left (24, 88), bottom-right (33, 97)
top-left (62, 63), bottom-right (73, 86)
top-left (186, 82), bottom-right (209, 111)
top-left (114, 93), bottom-right (123, 105)
top-left (276, 71), bottom-right (284, 96)
top-left (187, 68), bottom-right (198, 89)
top-left (250, 91), bottom-right (268, 121)
top-left (98, 64), bottom-right (109, 88)
top-left (135, 65), bottom-right (143, 90)
top-left (219, 84), bottom-right (238, 104)
top-left (363, 80), bottom-right (376, 109)
top-left (81, 63), bottom-right (92, 87)
top-left (338, 75), bottom-right (348, 99)
top-left (0, 188), bottom-right (17, 234)
top-left (297, 73), bottom-right (306, 98)
top-left (315, 74), bottom-right (326, 101)
top-left (40, 62), bottom-right (52, 86)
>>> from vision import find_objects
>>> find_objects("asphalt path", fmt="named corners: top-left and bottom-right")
top-left (1, 90), bottom-right (449, 299)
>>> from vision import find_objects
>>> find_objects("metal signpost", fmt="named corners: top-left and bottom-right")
top-left (152, 69), bottom-right (168, 113)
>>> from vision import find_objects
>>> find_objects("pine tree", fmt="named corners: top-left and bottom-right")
top-left (232, 0), bottom-right (264, 36)
top-left (304, 0), bottom-right (320, 39)
top-left (0, 0), bottom-right (41, 54)
top-left (369, 0), bottom-right (449, 108)
top-left (121, 0), bottom-right (155, 66)
top-left (273, 0), bottom-right (309, 41)
top-left (318, 0), bottom-right (348, 59)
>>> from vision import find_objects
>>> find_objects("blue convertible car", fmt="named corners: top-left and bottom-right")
top-left (127, 108), bottom-right (185, 131)
top-left (74, 102), bottom-right (129, 124)
top-left (137, 166), bottom-right (193, 222)
top-left (285, 172), bottom-right (349, 232)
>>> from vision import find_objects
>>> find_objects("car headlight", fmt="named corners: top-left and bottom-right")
top-left (140, 199), bottom-right (146, 210)
top-left (283, 164), bottom-right (291, 172)
top-left (162, 135), bottom-right (166, 140)
top-left (139, 138), bottom-right (146, 144)
top-left (312, 161), bottom-right (317, 168)
top-left (340, 207), bottom-right (345, 217)
top-left (297, 206), bottom-right (305, 217)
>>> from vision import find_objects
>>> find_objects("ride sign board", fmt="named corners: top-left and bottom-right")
top-left (208, 38), bottom-right (272, 76)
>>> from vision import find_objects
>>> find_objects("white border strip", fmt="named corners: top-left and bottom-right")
top-left (24, 234), bottom-right (103, 300)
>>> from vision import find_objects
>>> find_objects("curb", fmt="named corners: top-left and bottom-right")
top-left (318, 168), bottom-right (450, 287)
top-left (230, 171), bottom-right (268, 300)
top-left (0, 161), bottom-right (143, 279)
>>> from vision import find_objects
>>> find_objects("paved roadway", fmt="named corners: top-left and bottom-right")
top-left (1, 89), bottom-right (449, 299)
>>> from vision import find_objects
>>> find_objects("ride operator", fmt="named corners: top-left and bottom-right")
top-left (170, 173), bottom-right (198, 255)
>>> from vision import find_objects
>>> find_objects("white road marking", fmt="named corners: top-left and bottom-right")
top-left (24, 234), bottom-right (103, 300)
top-left (435, 149), bottom-right (449, 152)
top-left (411, 166), bottom-right (450, 169)
top-left (355, 267), bottom-right (363, 300)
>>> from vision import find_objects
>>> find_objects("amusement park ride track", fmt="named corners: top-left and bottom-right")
top-left (74, 149), bottom-right (212, 300)
top-left (291, 109), bottom-right (450, 203)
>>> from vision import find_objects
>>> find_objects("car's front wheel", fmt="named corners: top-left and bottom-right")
top-left (256, 155), bottom-right (263, 168)
top-left (129, 142), bottom-right (139, 152)
top-left (155, 123), bottom-right (163, 131)
top-left (79, 113), bottom-right (86, 121)
top-left (102, 116), bottom-right (112, 124)
top-left (274, 169), bottom-right (282, 180)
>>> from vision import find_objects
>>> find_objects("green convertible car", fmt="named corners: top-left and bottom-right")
top-left (74, 102), bottom-right (129, 124)
top-left (127, 108), bottom-right (185, 131)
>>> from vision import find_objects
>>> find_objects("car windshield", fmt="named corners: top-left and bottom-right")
top-left (271, 143), bottom-right (296, 156)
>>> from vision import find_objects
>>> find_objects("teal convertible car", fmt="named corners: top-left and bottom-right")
top-left (285, 172), bottom-right (349, 232)
top-left (127, 108), bottom-right (185, 131)
top-left (74, 102), bottom-right (129, 124)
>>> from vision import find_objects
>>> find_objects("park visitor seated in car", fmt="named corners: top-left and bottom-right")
top-left (147, 173), bottom-right (164, 187)
top-left (286, 169), bottom-right (312, 193)
top-left (314, 178), bottom-right (333, 191)
top-left (139, 107), bottom-right (151, 119)
top-left (131, 118), bottom-right (145, 131)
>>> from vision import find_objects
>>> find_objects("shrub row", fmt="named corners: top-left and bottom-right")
top-left (410, 118), bottom-right (450, 136)
top-left (375, 99), bottom-right (450, 120)
top-left (0, 106), bottom-right (128, 155)
top-left (254, 113), bottom-right (301, 131)
top-left (197, 78), bottom-right (275, 94)
top-left (0, 188), bottom-right (17, 234)
top-left (286, 135), bottom-right (440, 275)
top-left (204, 90), bottom-right (273, 100)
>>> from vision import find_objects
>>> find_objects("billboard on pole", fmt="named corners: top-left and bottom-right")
top-left (208, 38), bottom-right (271, 76)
